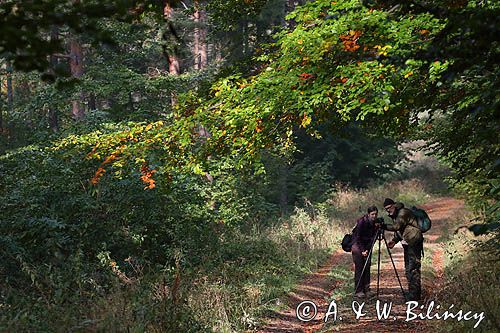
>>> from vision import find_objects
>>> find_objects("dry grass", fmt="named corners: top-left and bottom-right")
top-left (433, 213), bottom-right (500, 332)
top-left (9, 178), bottom-right (439, 333)
top-left (325, 178), bottom-right (433, 231)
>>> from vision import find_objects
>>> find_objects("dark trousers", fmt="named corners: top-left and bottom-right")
top-left (352, 243), bottom-right (371, 293)
top-left (402, 240), bottom-right (423, 301)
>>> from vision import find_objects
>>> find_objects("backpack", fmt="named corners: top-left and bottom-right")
top-left (410, 206), bottom-right (432, 233)
top-left (341, 225), bottom-right (357, 252)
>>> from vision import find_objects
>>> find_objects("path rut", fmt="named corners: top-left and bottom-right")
top-left (257, 197), bottom-right (464, 333)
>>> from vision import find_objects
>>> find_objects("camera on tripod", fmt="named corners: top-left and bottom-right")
top-left (374, 217), bottom-right (385, 228)
top-left (356, 217), bottom-right (406, 299)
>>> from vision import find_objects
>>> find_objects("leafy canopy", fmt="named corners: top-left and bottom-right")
top-left (85, 0), bottom-right (444, 184)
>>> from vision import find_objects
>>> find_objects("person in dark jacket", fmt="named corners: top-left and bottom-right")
top-left (381, 198), bottom-right (424, 301)
top-left (351, 205), bottom-right (380, 298)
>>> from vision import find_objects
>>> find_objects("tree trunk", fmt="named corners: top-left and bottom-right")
top-left (279, 163), bottom-right (289, 215)
top-left (48, 26), bottom-right (59, 132)
top-left (214, 39), bottom-right (224, 64)
top-left (0, 88), bottom-right (3, 131)
top-left (88, 93), bottom-right (97, 111)
top-left (6, 61), bottom-right (13, 114)
top-left (69, 37), bottom-right (85, 120)
top-left (193, 0), bottom-right (208, 70)
top-left (128, 92), bottom-right (135, 113)
top-left (164, 2), bottom-right (180, 106)
top-left (242, 19), bottom-right (248, 56)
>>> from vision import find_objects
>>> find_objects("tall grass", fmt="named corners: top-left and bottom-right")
top-left (432, 217), bottom-right (500, 332)
top-left (0, 178), bottom-right (438, 332)
top-left (325, 178), bottom-right (434, 231)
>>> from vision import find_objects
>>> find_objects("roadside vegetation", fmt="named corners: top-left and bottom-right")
top-left (1, 0), bottom-right (497, 331)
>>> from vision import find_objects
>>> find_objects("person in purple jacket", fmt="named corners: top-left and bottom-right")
top-left (351, 205), bottom-right (380, 298)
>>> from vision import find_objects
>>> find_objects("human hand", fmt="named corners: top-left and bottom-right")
top-left (362, 250), bottom-right (368, 257)
top-left (387, 241), bottom-right (396, 249)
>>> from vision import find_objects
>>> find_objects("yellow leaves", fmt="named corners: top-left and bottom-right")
top-left (297, 39), bottom-right (303, 45)
top-left (322, 40), bottom-right (334, 53)
top-left (88, 120), bottom-right (168, 187)
top-left (301, 114), bottom-right (312, 128)
top-left (192, 164), bottom-right (205, 175)
top-left (103, 153), bottom-right (118, 164)
top-left (404, 71), bottom-right (414, 79)
top-left (374, 44), bottom-right (392, 56)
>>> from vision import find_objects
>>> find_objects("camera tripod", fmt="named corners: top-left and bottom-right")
top-left (355, 227), bottom-right (406, 299)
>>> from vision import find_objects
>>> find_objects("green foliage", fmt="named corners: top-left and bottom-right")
top-left (1, 0), bottom-right (498, 331)
top-left (0, 127), bottom-right (344, 330)
top-left (207, 0), bottom-right (270, 32)
top-left (84, 0), bottom-right (444, 186)
top-left (410, 0), bottom-right (500, 232)
top-left (0, 0), bottom-right (144, 72)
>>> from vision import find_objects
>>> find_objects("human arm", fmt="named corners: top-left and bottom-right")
top-left (381, 215), bottom-right (403, 248)
top-left (351, 217), bottom-right (363, 247)
top-left (381, 215), bottom-right (404, 232)
top-left (387, 231), bottom-right (402, 248)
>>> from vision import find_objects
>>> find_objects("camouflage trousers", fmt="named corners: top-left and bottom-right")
top-left (402, 240), bottom-right (423, 301)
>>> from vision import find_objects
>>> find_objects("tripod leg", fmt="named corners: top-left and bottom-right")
top-left (377, 237), bottom-right (381, 298)
top-left (383, 237), bottom-right (406, 299)
top-left (354, 229), bottom-right (379, 294)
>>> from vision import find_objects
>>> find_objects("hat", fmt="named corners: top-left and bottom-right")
top-left (383, 198), bottom-right (395, 207)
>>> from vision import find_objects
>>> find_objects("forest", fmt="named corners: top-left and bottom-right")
top-left (0, 0), bottom-right (498, 332)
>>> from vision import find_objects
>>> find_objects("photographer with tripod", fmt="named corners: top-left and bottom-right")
top-left (351, 206), bottom-right (381, 298)
top-left (380, 198), bottom-right (424, 301)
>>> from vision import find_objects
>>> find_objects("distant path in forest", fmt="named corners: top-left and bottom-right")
top-left (257, 197), bottom-right (464, 333)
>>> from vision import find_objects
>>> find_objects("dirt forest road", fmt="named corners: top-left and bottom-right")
top-left (257, 197), bottom-right (464, 333)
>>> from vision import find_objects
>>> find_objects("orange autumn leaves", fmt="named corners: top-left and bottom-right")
top-left (339, 30), bottom-right (362, 52)
top-left (90, 150), bottom-right (157, 190)
top-left (91, 167), bottom-right (106, 185)
top-left (89, 122), bottom-right (164, 189)
top-left (90, 149), bottom-right (121, 185)
top-left (140, 163), bottom-right (156, 190)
